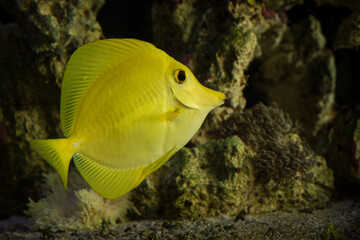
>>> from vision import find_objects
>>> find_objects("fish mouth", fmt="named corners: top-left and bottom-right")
top-left (216, 92), bottom-right (226, 105)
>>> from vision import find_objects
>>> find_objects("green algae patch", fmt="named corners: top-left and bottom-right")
top-left (132, 135), bottom-right (334, 220)
top-left (224, 24), bottom-right (252, 47)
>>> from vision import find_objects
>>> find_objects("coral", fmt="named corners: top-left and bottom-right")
top-left (221, 103), bottom-right (315, 183)
top-left (130, 134), bottom-right (333, 220)
top-left (25, 169), bottom-right (132, 231)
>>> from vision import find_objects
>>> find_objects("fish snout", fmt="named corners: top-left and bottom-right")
top-left (217, 92), bottom-right (226, 106)
top-left (196, 85), bottom-right (226, 109)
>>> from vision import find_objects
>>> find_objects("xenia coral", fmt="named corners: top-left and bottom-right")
top-left (25, 169), bottom-right (132, 231)
top-left (222, 103), bottom-right (315, 183)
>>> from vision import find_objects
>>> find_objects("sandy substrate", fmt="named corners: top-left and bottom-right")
top-left (1, 199), bottom-right (359, 240)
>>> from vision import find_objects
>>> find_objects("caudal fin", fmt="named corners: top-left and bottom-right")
top-left (31, 138), bottom-right (73, 188)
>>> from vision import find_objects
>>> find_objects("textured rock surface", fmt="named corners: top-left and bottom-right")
top-left (1, 0), bottom-right (104, 84)
top-left (333, 11), bottom-right (360, 50)
top-left (252, 15), bottom-right (336, 138)
top-left (314, 0), bottom-right (360, 50)
top-left (324, 108), bottom-right (360, 189)
top-left (0, 0), bottom-right (104, 216)
top-left (131, 135), bottom-right (333, 220)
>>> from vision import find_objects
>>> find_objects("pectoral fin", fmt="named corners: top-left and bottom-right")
top-left (147, 107), bottom-right (182, 122)
top-left (164, 107), bottom-right (182, 121)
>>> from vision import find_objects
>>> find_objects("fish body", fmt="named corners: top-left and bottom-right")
top-left (31, 39), bottom-right (225, 199)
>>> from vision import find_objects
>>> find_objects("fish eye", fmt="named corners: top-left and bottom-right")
top-left (174, 70), bottom-right (188, 84)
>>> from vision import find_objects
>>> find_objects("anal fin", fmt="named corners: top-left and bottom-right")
top-left (73, 147), bottom-right (178, 199)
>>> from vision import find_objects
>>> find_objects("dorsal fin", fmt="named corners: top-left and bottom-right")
top-left (60, 39), bottom-right (159, 137)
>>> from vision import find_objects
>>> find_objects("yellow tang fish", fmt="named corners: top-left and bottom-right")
top-left (31, 39), bottom-right (225, 199)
